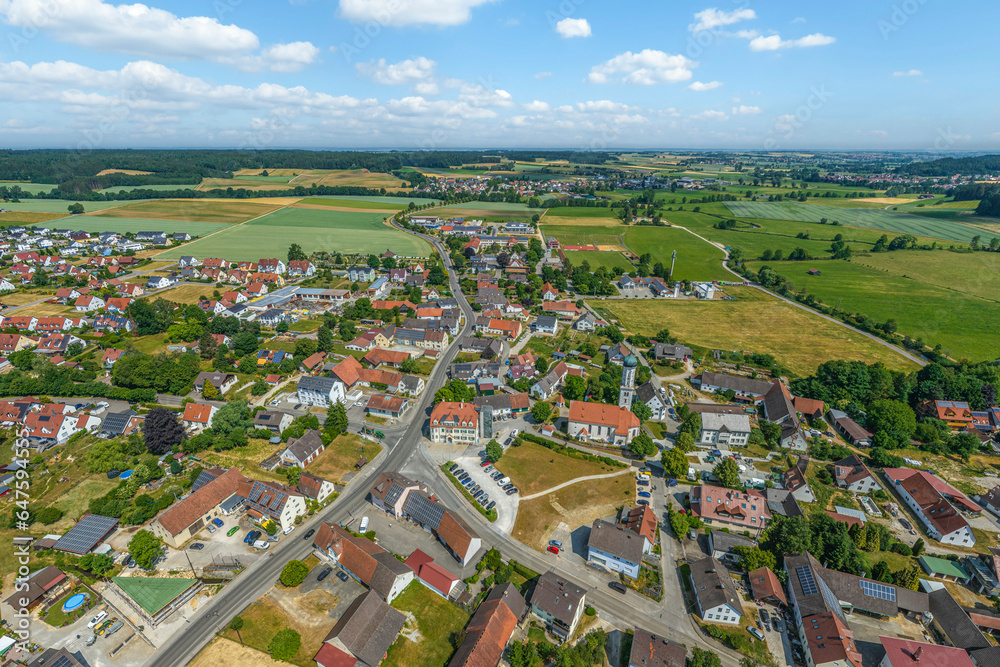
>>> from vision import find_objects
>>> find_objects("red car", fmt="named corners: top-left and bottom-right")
top-left (480, 461), bottom-right (491, 467)
top-left (547, 546), bottom-right (559, 555)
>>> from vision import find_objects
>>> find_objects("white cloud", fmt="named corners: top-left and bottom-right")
top-left (749, 32), bottom-right (835, 51)
top-left (892, 69), bottom-right (923, 77)
top-left (687, 80), bottom-right (722, 92)
top-left (792, 17), bottom-right (807, 23)
top-left (534, 71), bottom-right (552, 79)
top-left (731, 105), bottom-right (761, 115)
top-left (337, 0), bottom-right (497, 27)
top-left (555, 17), bottom-right (591, 38)
top-left (0, 0), bottom-right (319, 71)
top-left (356, 57), bottom-right (436, 84)
top-left (413, 81), bottom-right (440, 95)
top-left (456, 83), bottom-right (513, 107)
top-left (692, 110), bottom-right (729, 121)
top-left (576, 100), bottom-right (637, 114)
top-left (589, 49), bottom-right (695, 85)
top-left (523, 100), bottom-right (550, 112)
top-left (689, 7), bottom-right (756, 32)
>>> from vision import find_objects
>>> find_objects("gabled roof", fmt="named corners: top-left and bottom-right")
top-left (530, 571), bottom-right (586, 625)
top-left (749, 566), bottom-right (787, 605)
top-left (624, 505), bottom-right (658, 544)
top-left (689, 556), bottom-right (742, 613)
top-left (588, 519), bottom-right (644, 565)
top-left (880, 637), bottom-right (974, 667)
top-left (156, 468), bottom-right (247, 536)
top-left (323, 590), bottom-right (406, 667)
top-left (629, 628), bottom-right (687, 667)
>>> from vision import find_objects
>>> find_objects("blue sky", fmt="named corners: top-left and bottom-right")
top-left (0, 0), bottom-right (994, 150)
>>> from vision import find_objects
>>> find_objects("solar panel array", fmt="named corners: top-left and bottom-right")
top-left (54, 514), bottom-right (119, 554)
top-left (860, 579), bottom-right (896, 601)
top-left (47, 655), bottom-right (76, 667)
top-left (384, 483), bottom-right (405, 505)
top-left (796, 565), bottom-right (818, 595)
top-left (403, 492), bottom-right (446, 530)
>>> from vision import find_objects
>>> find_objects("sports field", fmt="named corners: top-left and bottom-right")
top-left (33, 216), bottom-right (229, 237)
top-left (0, 199), bottom-right (144, 213)
top-left (745, 259), bottom-right (1000, 361)
top-left (623, 226), bottom-right (730, 282)
top-left (0, 181), bottom-right (57, 195)
top-left (157, 207), bottom-right (430, 261)
top-left (725, 201), bottom-right (983, 243)
top-left (96, 200), bottom-right (280, 224)
top-left (592, 287), bottom-right (919, 375)
top-left (561, 250), bottom-right (633, 272)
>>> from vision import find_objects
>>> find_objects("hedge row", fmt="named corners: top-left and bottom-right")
top-left (517, 433), bottom-right (626, 469)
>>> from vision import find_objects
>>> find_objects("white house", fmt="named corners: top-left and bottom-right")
top-left (586, 519), bottom-right (643, 579)
top-left (833, 455), bottom-right (880, 494)
top-left (296, 376), bottom-right (346, 408)
top-left (698, 413), bottom-right (752, 447)
top-left (74, 295), bottom-right (105, 312)
top-left (181, 403), bottom-right (217, 432)
top-left (886, 468), bottom-right (977, 547)
top-left (635, 381), bottom-right (668, 420)
top-left (689, 557), bottom-right (744, 625)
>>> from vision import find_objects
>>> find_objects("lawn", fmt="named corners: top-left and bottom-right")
top-left (202, 438), bottom-right (289, 485)
top-left (745, 259), bottom-right (1000, 361)
top-left (0, 181), bottom-right (58, 194)
top-left (31, 215), bottom-right (229, 237)
top-left (308, 433), bottom-right (382, 483)
top-left (502, 441), bottom-right (624, 496)
top-left (304, 195), bottom-right (439, 205)
top-left (724, 202), bottom-right (984, 244)
top-left (97, 199), bottom-right (280, 224)
top-left (221, 593), bottom-right (337, 667)
top-left (592, 286), bottom-right (919, 375)
top-left (512, 474), bottom-right (634, 550)
top-left (543, 206), bottom-right (616, 217)
top-left (442, 201), bottom-right (533, 211)
top-left (851, 249), bottom-right (1000, 301)
top-left (541, 224), bottom-right (625, 247)
top-left (561, 250), bottom-right (634, 272)
top-left (156, 207), bottom-right (431, 261)
top-left (623, 226), bottom-right (730, 281)
top-left (155, 284), bottom-right (216, 305)
top-left (384, 582), bottom-right (470, 667)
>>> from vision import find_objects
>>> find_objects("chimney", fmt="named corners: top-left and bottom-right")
top-left (913, 647), bottom-right (923, 662)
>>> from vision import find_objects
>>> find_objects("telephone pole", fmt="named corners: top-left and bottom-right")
top-left (670, 250), bottom-right (677, 279)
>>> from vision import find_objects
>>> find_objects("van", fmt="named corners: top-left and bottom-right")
top-left (253, 540), bottom-right (270, 550)
top-left (497, 477), bottom-right (510, 486)
top-left (359, 516), bottom-right (369, 532)
top-left (687, 467), bottom-right (696, 481)
top-left (637, 472), bottom-right (651, 482)
top-left (748, 627), bottom-right (765, 641)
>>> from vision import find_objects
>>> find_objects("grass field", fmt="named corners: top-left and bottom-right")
top-left (543, 206), bottom-right (616, 217)
top-left (233, 175), bottom-right (296, 183)
top-left (0, 181), bottom-right (57, 194)
top-left (540, 215), bottom-right (623, 229)
top-left (305, 194), bottom-right (439, 205)
top-left (0, 210), bottom-right (69, 224)
top-left (96, 199), bottom-right (279, 224)
top-left (746, 259), bottom-right (1000, 361)
top-left (31, 216), bottom-right (229, 237)
top-left (502, 441), bottom-right (625, 496)
top-left (592, 286), bottom-right (920, 375)
top-left (296, 197), bottom-right (408, 211)
top-left (852, 249), bottom-right (1000, 302)
top-left (220, 592), bottom-right (336, 667)
top-left (725, 201), bottom-right (984, 243)
top-left (442, 201), bottom-right (533, 211)
top-left (623, 226), bottom-right (730, 281)
top-left (307, 433), bottom-right (382, 483)
top-left (157, 207), bottom-right (430, 261)
top-left (289, 169), bottom-right (407, 190)
top-left (384, 582), bottom-right (470, 667)
top-left (541, 224), bottom-right (624, 247)
top-left (0, 199), bottom-right (145, 213)
top-left (512, 474), bottom-right (634, 551)
top-left (155, 284), bottom-right (216, 304)
top-left (561, 250), bottom-right (634, 272)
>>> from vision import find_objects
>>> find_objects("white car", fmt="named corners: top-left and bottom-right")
top-left (283, 525), bottom-right (295, 535)
top-left (88, 611), bottom-right (108, 629)
top-left (359, 516), bottom-right (369, 532)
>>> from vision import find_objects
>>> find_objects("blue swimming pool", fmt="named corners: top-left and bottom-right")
top-left (61, 592), bottom-right (87, 612)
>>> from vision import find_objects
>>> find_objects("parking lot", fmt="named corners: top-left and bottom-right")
top-left (451, 453), bottom-right (519, 534)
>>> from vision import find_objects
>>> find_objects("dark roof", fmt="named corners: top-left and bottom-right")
top-left (529, 572), bottom-right (586, 625)
top-left (636, 381), bottom-right (660, 405)
top-left (629, 628), bottom-right (687, 667)
top-left (763, 381), bottom-right (797, 424)
top-left (190, 467), bottom-right (226, 493)
top-left (710, 530), bottom-right (754, 554)
top-left (53, 514), bottom-right (119, 554)
top-left (324, 590), bottom-right (406, 666)
top-left (588, 519), bottom-right (644, 565)
top-left (689, 556), bottom-right (742, 613)
top-left (929, 588), bottom-right (990, 649)
top-left (485, 582), bottom-right (527, 620)
top-left (969, 647), bottom-right (1000, 667)
top-left (765, 488), bottom-right (804, 518)
top-left (28, 647), bottom-right (85, 667)
top-left (298, 375), bottom-right (339, 392)
top-left (100, 409), bottom-right (137, 436)
top-left (697, 372), bottom-right (771, 396)
top-left (284, 429), bottom-right (324, 462)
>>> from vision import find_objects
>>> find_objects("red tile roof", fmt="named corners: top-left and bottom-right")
top-left (879, 636), bottom-right (973, 667)
top-left (749, 566), bottom-right (787, 605)
top-left (804, 613), bottom-right (861, 667)
top-left (156, 468), bottom-right (247, 537)
top-left (568, 401), bottom-right (639, 435)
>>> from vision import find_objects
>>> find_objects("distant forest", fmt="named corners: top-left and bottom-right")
top-left (897, 154), bottom-right (1000, 176)
top-left (0, 149), bottom-right (616, 196)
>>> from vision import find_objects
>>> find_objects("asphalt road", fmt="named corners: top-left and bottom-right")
top-left (147, 226), bottom-right (744, 667)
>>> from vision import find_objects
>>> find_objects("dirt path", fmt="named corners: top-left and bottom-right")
top-left (519, 467), bottom-right (635, 501)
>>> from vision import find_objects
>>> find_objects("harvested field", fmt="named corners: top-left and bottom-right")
top-left (191, 638), bottom-right (285, 667)
top-left (34, 216), bottom-right (228, 238)
top-left (95, 199), bottom-right (280, 224)
top-left (288, 169), bottom-right (407, 190)
top-left (155, 284), bottom-right (216, 305)
top-left (0, 211), bottom-right (69, 224)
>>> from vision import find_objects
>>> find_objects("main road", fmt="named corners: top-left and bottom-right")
top-left (147, 224), bottom-right (743, 667)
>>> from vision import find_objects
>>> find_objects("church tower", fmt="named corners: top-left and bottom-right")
top-left (619, 354), bottom-right (638, 407)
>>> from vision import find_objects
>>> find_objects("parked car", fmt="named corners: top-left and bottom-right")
top-left (505, 488), bottom-right (517, 496)
top-left (283, 525), bottom-right (295, 535)
top-left (304, 528), bottom-right (315, 540)
top-left (449, 463), bottom-right (458, 472)
top-left (190, 543), bottom-right (205, 551)
top-left (207, 524), bottom-right (217, 534)
top-left (227, 526), bottom-right (239, 537)
top-left (86, 635), bottom-right (97, 646)
top-left (637, 491), bottom-right (651, 498)
top-left (253, 540), bottom-right (270, 550)
top-left (454, 468), bottom-right (465, 477)
top-left (480, 461), bottom-right (490, 467)
top-left (486, 501), bottom-right (496, 510)
top-left (609, 581), bottom-right (627, 594)
top-left (748, 627), bottom-right (765, 641)
top-left (484, 466), bottom-right (494, 473)
top-left (760, 610), bottom-right (770, 625)
top-left (88, 611), bottom-right (108, 629)
top-left (636, 499), bottom-right (649, 506)
top-left (547, 545), bottom-right (559, 555)
top-left (636, 480), bottom-right (650, 487)
top-left (549, 540), bottom-right (562, 548)
top-left (359, 516), bottom-right (369, 532)
top-left (337, 570), bottom-right (349, 582)
top-left (212, 518), bottom-right (224, 528)
top-left (688, 529), bottom-right (697, 540)
top-left (317, 567), bottom-right (332, 582)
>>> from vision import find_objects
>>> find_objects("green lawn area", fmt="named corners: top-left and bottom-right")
top-left (157, 207), bottom-right (431, 261)
top-left (287, 319), bottom-right (321, 332)
top-left (502, 441), bottom-right (624, 496)
top-left (384, 582), bottom-right (470, 667)
top-left (591, 286), bottom-right (919, 375)
top-left (308, 433), bottom-right (382, 482)
top-left (561, 250), bottom-right (634, 272)
top-left (202, 438), bottom-right (289, 485)
top-left (298, 197), bottom-right (410, 210)
top-left (851, 249), bottom-right (1000, 301)
top-left (42, 586), bottom-right (96, 627)
top-left (541, 224), bottom-right (624, 247)
top-left (0, 181), bottom-right (58, 194)
top-left (304, 194), bottom-right (439, 205)
top-left (96, 199), bottom-right (280, 224)
top-left (724, 201), bottom-right (984, 243)
top-left (29, 215), bottom-right (230, 237)
top-left (2, 199), bottom-right (150, 213)
top-left (623, 226), bottom-right (729, 281)
top-left (543, 206), bottom-right (615, 217)
top-left (745, 259), bottom-right (1000, 361)
top-left (442, 201), bottom-right (533, 211)
top-left (221, 595), bottom-right (335, 667)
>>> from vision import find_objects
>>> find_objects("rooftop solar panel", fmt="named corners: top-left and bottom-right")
top-left (54, 514), bottom-right (119, 554)
top-left (403, 492), bottom-right (446, 529)
top-left (860, 579), bottom-right (896, 601)
top-left (796, 565), bottom-right (818, 596)
top-left (385, 483), bottom-right (404, 505)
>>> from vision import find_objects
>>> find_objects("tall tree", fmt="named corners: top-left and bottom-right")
top-left (144, 408), bottom-right (184, 455)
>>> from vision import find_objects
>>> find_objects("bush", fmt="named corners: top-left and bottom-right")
top-left (268, 628), bottom-right (301, 661)
top-left (279, 560), bottom-right (309, 587)
top-left (890, 542), bottom-right (913, 556)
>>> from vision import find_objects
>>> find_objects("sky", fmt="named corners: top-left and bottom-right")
top-left (0, 0), bottom-right (995, 151)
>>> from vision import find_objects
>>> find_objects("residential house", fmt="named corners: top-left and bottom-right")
top-left (880, 638), bottom-right (973, 667)
top-left (749, 566), bottom-right (788, 606)
top-left (313, 523), bottom-right (413, 603)
top-left (529, 572), bottom-right (586, 643)
top-left (280, 430), bottom-right (325, 468)
top-left (366, 394), bottom-right (409, 420)
top-left (653, 343), bottom-right (693, 362)
top-left (574, 312), bottom-right (601, 332)
top-left (623, 504), bottom-right (658, 554)
top-left (73, 295), bottom-right (104, 312)
top-left (568, 401), bottom-right (641, 446)
top-left (828, 409), bottom-right (873, 447)
top-left (404, 550), bottom-right (461, 600)
top-left (296, 376), bottom-right (346, 408)
top-left (181, 403), bottom-right (217, 432)
top-left (530, 361), bottom-right (569, 400)
top-left (693, 372), bottom-right (772, 403)
top-left (635, 382), bottom-right (669, 420)
top-left (296, 473), bottom-right (336, 504)
top-left (243, 479), bottom-right (307, 532)
top-left (542, 300), bottom-right (581, 319)
top-left (784, 456), bottom-right (816, 504)
top-left (833, 455), bottom-right (880, 494)
top-left (586, 519), bottom-right (644, 578)
top-left (763, 380), bottom-right (806, 450)
top-left (699, 413), bottom-right (752, 447)
top-left (314, 591), bottom-right (406, 667)
top-left (708, 530), bottom-right (755, 564)
top-left (99, 409), bottom-right (143, 438)
top-left (885, 468), bottom-right (980, 546)
top-left (146, 275), bottom-right (173, 290)
top-left (922, 400), bottom-right (974, 432)
top-left (194, 372), bottom-right (237, 395)
top-left (627, 629), bottom-right (687, 667)
top-left (541, 283), bottom-right (559, 300)
top-left (691, 485), bottom-right (771, 537)
top-left (794, 396), bottom-right (826, 422)
top-left (348, 265), bottom-right (377, 283)
top-left (257, 258), bottom-right (286, 275)
top-left (689, 556), bottom-right (744, 625)
top-left (429, 402), bottom-right (479, 445)
top-left (532, 315), bottom-right (559, 336)
top-left (252, 410), bottom-right (293, 434)
top-left (151, 468), bottom-right (249, 547)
